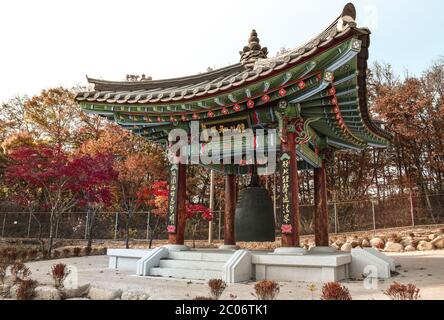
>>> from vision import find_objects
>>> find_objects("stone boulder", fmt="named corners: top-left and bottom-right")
top-left (361, 239), bottom-right (370, 248)
top-left (88, 287), bottom-right (122, 300)
top-left (121, 290), bottom-right (150, 300)
top-left (400, 237), bottom-right (414, 247)
top-left (33, 286), bottom-right (61, 300)
top-left (335, 238), bottom-right (346, 247)
top-left (62, 284), bottom-right (90, 299)
top-left (417, 241), bottom-right (435, 251)
top-left (405, 245), bottom-right (416, 252)
top-left (370, 238), bottom-right (385, 249)
top-left (384, 242), bottom-right (404, 253)
top-left (350, 240), bottom-right (360, 248)
top-left (341, 243), bottom-right (352, 252)
top-left (431, 235), bottom-right (444, 249)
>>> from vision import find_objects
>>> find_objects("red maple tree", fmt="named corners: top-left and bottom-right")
top-left (6, 145), bottom-right (117, 253)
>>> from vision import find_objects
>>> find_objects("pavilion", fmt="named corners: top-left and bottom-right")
top-left (76, 3), bottom-right (394, 282)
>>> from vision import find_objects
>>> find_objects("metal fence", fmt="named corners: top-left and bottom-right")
top-left (1, 194), bottom-right (443, 241)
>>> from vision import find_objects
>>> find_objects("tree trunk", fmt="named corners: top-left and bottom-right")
top-left (86, 209), bottom-right (97, 249)
top-left (47, 211), bottom-right (56, 256)
top-left (124, 209), bottom-right (132, 249)
top-left (149, 216), bottom-right (161, 249)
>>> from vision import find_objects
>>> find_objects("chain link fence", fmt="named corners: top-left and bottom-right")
top-left (1, 194), bottom-right (443, 241)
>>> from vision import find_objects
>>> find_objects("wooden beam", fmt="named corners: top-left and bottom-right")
top-left (281, 132), bottom-right (301, 247)
top-left (314, 159), bottom-right (329, 247)
top-left (224, 174), bottom-right (237, 246)
top-left (168, 163), bottom-right (187, 245)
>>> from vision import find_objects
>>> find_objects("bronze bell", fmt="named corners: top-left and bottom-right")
top-left (235, 171), bottom-right (276, 242)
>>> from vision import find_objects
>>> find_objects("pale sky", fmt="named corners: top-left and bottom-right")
top-left (0, 0), bottom-right (443, 104)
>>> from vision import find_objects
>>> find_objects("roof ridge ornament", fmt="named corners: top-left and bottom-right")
top-left (337, 3), bottom-right (357, 31)
top-left (239, 29), bottom-right (269, 70)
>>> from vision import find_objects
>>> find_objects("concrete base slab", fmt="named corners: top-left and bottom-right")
top-left (273, 247), bottom-right (308, 255)
top-left (107, 249), bottom-right (150, 271)
top-left (309, 247), bottom-right (338, 254)
top-left (350, 248), bottom-right (391, 279)
top-left (163, 245), bottom-right (190, 252)
top-left (253, 252), bottom-right (351, 282)
top-left (218, 245), bottom-right (240, 251)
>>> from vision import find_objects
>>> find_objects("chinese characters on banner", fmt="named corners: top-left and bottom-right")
top-left (280, 153), bottom-right (293, 234)
top-left (167, 165), bottom-right (179, 234)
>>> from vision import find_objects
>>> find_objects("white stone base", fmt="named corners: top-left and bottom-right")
top-left (350, 248), bottom-right (392, 279)
top-left (273, 247), bottom-right (308, 255)
top-left (309, 247), bottom-right (338, 254)
top-left (107, 249), bottom-right (150, 271)
top-left (107, 247), bottom-right (393, 283)
top-left (253, 252), bottom-right (351, 282)
top-left (162, 244), bottom-right (190, 252)
top-left (218, 245), bottom-right (240, 251)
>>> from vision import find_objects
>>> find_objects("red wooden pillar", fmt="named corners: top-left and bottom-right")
top-left (224, 174), bottom-right (237, 246)
top-left (314, 159), bottom-right (329, 247)
top-left (281, 132), bottom-right (301, 247)
top-left (168, 163), bottom-right (187, 245)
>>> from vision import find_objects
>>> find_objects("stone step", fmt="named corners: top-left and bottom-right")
top-left (150, 267), bottom-right (223, 281)
top-left (168, 251), bottom-right (232, 262)
top-left (159, 259), bottom-right (225, 271)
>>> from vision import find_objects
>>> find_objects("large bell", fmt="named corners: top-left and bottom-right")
top-left (235, 185), bottom-right (276, 242)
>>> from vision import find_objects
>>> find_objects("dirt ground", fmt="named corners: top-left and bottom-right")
top-left (24, 250), bottom-right (444, 300)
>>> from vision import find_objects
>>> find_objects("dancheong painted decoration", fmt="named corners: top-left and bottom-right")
top-left (76, 3), bottom-right (392, 247)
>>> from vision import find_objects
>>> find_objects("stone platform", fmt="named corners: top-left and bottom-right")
top-left (107, 247), bottom-right (394, 283)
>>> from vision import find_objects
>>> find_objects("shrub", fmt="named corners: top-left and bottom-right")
top-left (0, 259), bottom-right (10, 285)
top-left (253, 280), bottom-right (280, 300)
top-left (384, 282), bottom-right (421, 300)
top-left (18, 250), bottom-right (29, 262)
top-left (41, 249), bottom-right (49, 259)
top-left (16, 279), bottom-right (38, 300)
top-left (62, 248), bottom-right (71, 257)
top-left (193, 296), bottom-right (213, 300)
top-left (10, 262), bottom-right (31, 284)
top-left (83, 247), bottom-right (92, 256)
top-left (208, 279), bottom-right (227, 300)
top-left (73, 247), bottom-right (82, 257)
top-left (7, 250), bottom-right (19, 263)
top-left (321, 282), bottom-right (352, 300)
top-left (27, 249), bottom-right (39, 260)
top-left (52, 250), bottom-right (61, 259)
top-left (51, 263), bottom-right (70, 288)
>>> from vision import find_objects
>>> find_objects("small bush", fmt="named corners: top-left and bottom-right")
top-left (7, 250), bottom-right (19, 263)
top-left (18, 250), bottom-right (29, 262)
top-left (384, 282), bottom-right (421, 300)
top-left (16, 279), bottom-right (38, 300)
top-left (73, 247), bottom-right (82, 257)
top-left (27, 249), bottom-right (39, 260)
top-left (41, 249), bottom-right (49, 259)
top-left (0, 259), bottom-right (10, 285)
top-left (83, 247), bottom-right (92, 256)
top-left (208, 279), bottom-right (227, 300)
top-left (62, 248), bottom-right (71, 257)
top-left (10, 262), bottom-right (31, 284)
top-left (253, 280), bottom-right (280, 300)
top-left (51, 263), bottom-right (70, 288)
top-left (193, 296), bottom-right (213, 300)
top-left (52, 250), bottom-right (61, 259)
top-left (321, 282), bottom-right (352, 300)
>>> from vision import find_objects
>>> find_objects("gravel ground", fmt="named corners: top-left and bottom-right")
top-left (23, 250), bottom-right (444, 300)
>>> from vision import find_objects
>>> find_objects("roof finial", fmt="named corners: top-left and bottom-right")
top-left (239, 29), bottom-right (268, 69)
top-left (341, 3), bottom-right (357, 27)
